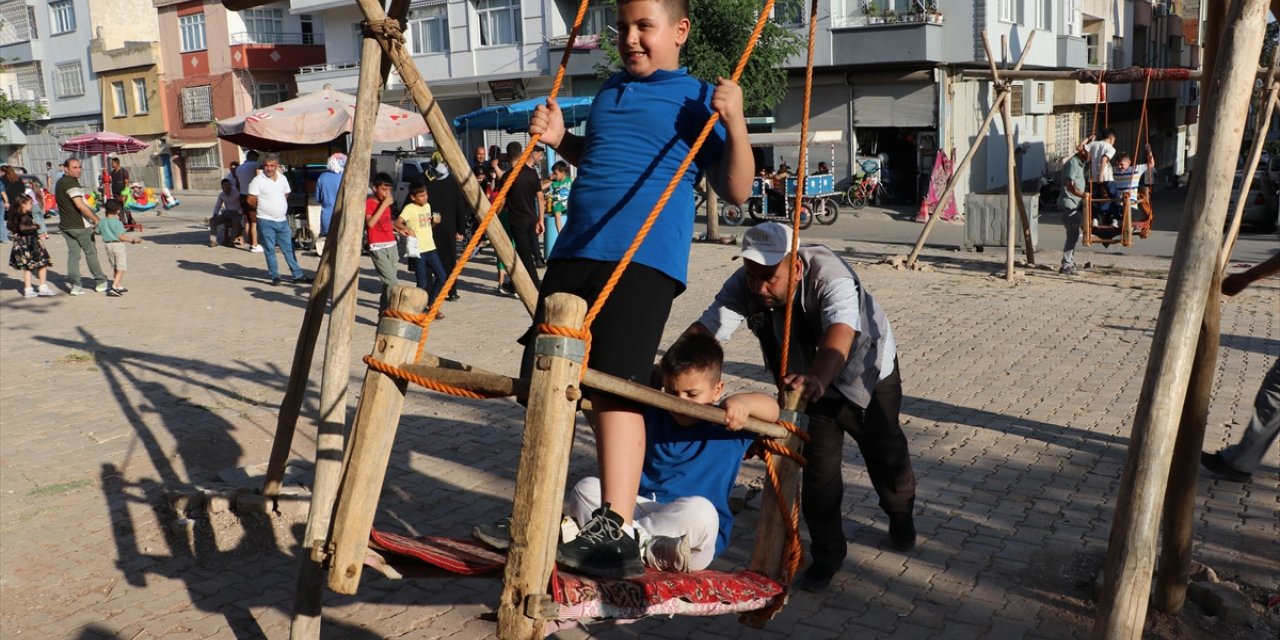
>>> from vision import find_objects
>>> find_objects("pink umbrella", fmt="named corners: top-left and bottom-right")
top-left (60, 131), bottom-right (150, 201)
top-left (216, 84), bottom-right (430, 151)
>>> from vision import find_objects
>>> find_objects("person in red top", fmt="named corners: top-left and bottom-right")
top-left (366, 172), bottom-right (400, 311)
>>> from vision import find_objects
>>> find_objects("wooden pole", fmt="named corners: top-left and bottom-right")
top-left (740, 386), bottom-right (807, 627)
top-left (990, 33), bottom-right (1017, 282)
top-left (1221, 76), bottom-right (1278, 269)
top-left (262, 0), bottom-right (413, 498)
top-left (497, 293), bottom-right (588, 640)
top-left (704, 175), bottom-right (721, 241)
top-left (326, 285), bottom-right (430, 594)
top-left (1091, 1), bottom-right (1269, 637)
top-left (1153, 8), bottom-right (1278, 617)
top-left (355, 0), bottom-right (537, 315)
top-left (906, 31), bottom-right (1036, 268)
top-left (290, 26), bottom-right (387, 640)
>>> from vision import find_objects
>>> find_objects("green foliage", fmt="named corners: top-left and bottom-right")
top-left (0, 91), bottom-right (46, 141)
top-left (595, 0), bottom-right (802, 113)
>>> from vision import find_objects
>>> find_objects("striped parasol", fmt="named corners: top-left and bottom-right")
top-left (60, 131), bottom-right (149, 155)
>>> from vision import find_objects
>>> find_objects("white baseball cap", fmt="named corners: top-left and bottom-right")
top-left (737, 222), bottom-right (794, 266)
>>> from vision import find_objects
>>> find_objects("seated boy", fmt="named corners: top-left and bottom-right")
top-left (1112, 144), bottom-right (1157, 223)
top-left (477, 333), bottom-right (779, 574)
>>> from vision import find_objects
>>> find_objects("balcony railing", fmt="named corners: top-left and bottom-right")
top-left (835, 10), bottom-right (945, 28)
top-left (229, 31), bottom-right (325, 46)
top-left (298, 61), bottom-right (361, 74)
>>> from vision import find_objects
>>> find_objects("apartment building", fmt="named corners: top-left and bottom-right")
top-left (89, 0), bottom-right (170, 187)
top-left (0, 0), bottom-right (103, 174)
top-left (154, 0), bottom-right (325, 189)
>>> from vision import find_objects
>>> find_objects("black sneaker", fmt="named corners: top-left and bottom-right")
top-left (446, 292), bottom-right (460, 302)
top-left (796, 563), bottom-right (835, 592)
top-left (472, 518), bottom-right (512, 551)
top-left (1200, 452), bottom-right (1252, 482)
top-left (556, 504), bottom-right (643, 578)
top-left (271, 277), bottom-right (281, 286)
top-left (291, 276), bottom-right (313, 285)
top-left (106, 288), bottom-right (123, 297)
top-left (889, 513), bottom-right (917, 552)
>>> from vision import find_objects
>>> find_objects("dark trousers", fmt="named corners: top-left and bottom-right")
top-left (411, 250), bottom-right (446, 306)
top-left (802, 361), bottom-right (916, 572)
top-left (509, 219), bottom-right (542, 288)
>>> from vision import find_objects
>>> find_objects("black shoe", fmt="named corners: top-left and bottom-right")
top-left (472, 518), bottom-right (512, 551)
top-left (889, 514), bottom-right (917, 552)
top-left (446, 292), bottom-right (460, 302)
top-left (291, 276), bottom-right (313, 284)
top-left (106, 288), bottom-right (123, 297)
top-left (501, 282), bottom-right (515, 296)
top-left (1200, 452), bottom-right (1252, 482)
top-left (556, 504), bottom-right (643, 578)
top-left (797, 563), bottom-right (835, 592)
top-left (271, 278), bottom-right (281, 286)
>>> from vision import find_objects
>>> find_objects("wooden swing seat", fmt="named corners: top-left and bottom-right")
top-left (367, 528), bottom-right (784, 621)
top-left (1083, 188), bottom-right (1155, 247)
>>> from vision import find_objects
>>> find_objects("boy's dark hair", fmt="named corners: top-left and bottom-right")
top-left (618, 0), bottom-right (689, 21)
top-left (1097, 128), bottom-right (1116, 140)
top-left (552, 160), bottom-right (570, 174)
top-left (407, 181), bottom-right (427, 195)
top-left (659, 333), bottom-right (724, 378)
top-left (506, 141), bottom-right (523, 160)
top-left (221, 178), bottom-right (232, 186)
top-left (104, 198), bottom-right (123, 214)
top-left (372, 172), bottom-right (394, 187)
top-left (1114, 152), bottom-right (1131, 165)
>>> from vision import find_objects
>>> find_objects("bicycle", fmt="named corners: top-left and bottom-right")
top-left (845, 173), bottom-right (896, 210)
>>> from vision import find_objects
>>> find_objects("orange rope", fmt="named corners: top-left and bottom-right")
top-left (1133, 69), bottom-right (1152, 162)
top-left (777, 0), bottom-right (820, 384)
top-left (397, 0), bottom-right (594, 363)
top-left (576, 0), bottom-right (779, 378)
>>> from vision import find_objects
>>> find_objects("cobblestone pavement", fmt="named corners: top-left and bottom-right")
top-left (1, 197), bottom-right (1276, 639)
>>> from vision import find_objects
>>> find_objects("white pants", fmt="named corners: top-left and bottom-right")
top-left (568, 477), bottom-right (719, 571)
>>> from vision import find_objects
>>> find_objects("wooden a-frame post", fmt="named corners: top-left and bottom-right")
top-left (906, 31), bottom-right (1037, 269)
top-left (1090, 0), bottom-right (1269, 636)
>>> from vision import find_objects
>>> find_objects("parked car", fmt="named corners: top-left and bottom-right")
top-left (1228, 169), bottom-right (1277, 233)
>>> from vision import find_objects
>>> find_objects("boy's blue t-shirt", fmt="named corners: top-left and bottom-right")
top-left (639, 406), bottom-right (754, 557)
top-left (97, 216), bottom-right (125, 242)
top-left (551, 68), bottom-right (728, 288)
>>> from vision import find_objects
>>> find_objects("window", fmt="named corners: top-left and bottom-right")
top-left (999, 0), bottom-right (1024, 24)
top-left (477, 0), bottom-right (520, 47)
top-left (13, 62), bottom-right (45, 101)
top-left (186, 146), bottom-right (220, 169)
top-left (300, 14), bottom-right (316, 44)
top-left (54, 61), bottom-right (84, 98)
top-left (408, 3), bottom-right (449, 54)
top-left (133, 78), bottom-right (149, 113)
top-left (1085, 32), bottom-right (1100, 66)
top-left (1036, 0), bottom-right (1051, 30)
top-left (179, 13), bottom-right (207, 52)
top-left (582, 0), bottom-right (615, 36)
top-left (773, 0), bottom-right (804, 25)
top-left (1009, 83), bottom-right (1024, 117)
top-left (242, 8), bottom-right (284, 43)
top-left (112, 81), bottom-right (127, 115)
top-left (181, 85), bottom-right (213, 123)
top-left (49, 0), bottom-right (75, 34)
top-left (1063, 0), bottom-right (1081, 37)
top-left (252, 82), bottom-right (289, 108)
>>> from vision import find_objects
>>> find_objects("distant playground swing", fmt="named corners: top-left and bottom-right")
top-left (261, 0), bottom-right (830, 637)
top-left (1082, 70), bottom-right (1158, 248)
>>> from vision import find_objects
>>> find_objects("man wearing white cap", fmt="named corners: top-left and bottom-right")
top-left (686, 221), bottom-right (917, 591)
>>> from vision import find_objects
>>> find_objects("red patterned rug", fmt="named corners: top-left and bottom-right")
top-left (368, 528), bottom-right (783, 620)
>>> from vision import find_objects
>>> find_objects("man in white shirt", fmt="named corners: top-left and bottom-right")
top-left (235, 151), bottom-right (262, 252)
top-left (247, 153), bottom-right (309, 286)
top-left (1085, 129), bottom-right (1118, 225)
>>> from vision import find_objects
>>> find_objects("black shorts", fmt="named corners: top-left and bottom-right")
top-left (520, 258), bottom-right (679, 393)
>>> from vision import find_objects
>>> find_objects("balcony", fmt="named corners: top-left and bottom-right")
top-left (228, 31), bottom-right (326, 70)
top-left (831, 19), bottom-right (945, 66)
top-left (1058, 35), bottom-right (1086, 68)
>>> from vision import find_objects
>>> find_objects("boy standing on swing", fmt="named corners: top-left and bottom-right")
top-left (523, 0), bottom-right (754, 578)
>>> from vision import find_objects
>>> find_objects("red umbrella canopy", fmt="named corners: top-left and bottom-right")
top-left (60, 131), bottom-right (149, 155)
top-left (216, 85), bottom-right (430, 151)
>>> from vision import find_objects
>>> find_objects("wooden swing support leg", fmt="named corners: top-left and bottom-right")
top-left (906, 30), bottom-right (1037, 268)
top-left (497, 293), bottom-right (588, 640)
top-left (1090, 1), bottom-right (1268, 637)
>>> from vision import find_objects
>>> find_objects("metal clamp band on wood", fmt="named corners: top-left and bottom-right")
top-left (534, 336), bottom-right (585, 363)
top-left (376, 317), bottom-right (422, 342)
top-left (779, 409), bottom-right (808, 428)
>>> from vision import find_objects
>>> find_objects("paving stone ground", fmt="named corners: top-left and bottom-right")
top-left (1, 196), bottom-right (1276, 639)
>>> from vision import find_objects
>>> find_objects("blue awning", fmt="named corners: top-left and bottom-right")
top-left (452, 96), bottom-right (594, 133)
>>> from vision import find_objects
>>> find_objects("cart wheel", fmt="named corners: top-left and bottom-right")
top-left (294, 225), bottom-right (315, 251)
top-left (815, 198), bottom-right (839, 225)
top-left (796, 205), bottom-right (815, 230)
top-left (720, 203), bottom-right (745, 227)
top-left (748, 199), bottom-right (765, 221)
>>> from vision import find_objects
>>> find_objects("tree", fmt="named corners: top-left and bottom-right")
top-left (0, 93), bottom-right (46, 142)
top-left (594, 0), bottom-right (803, 238)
